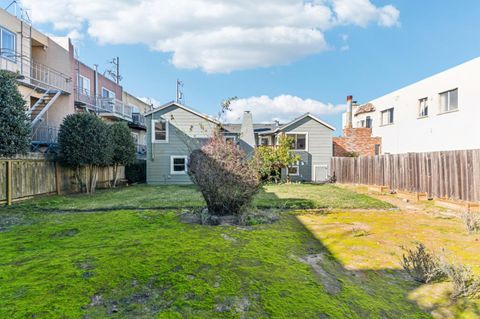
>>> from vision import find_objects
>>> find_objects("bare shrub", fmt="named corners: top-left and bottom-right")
top-left (437, 255), bottom-right (480, 300)
top-left (400, 243), bottom-right (445, 283)
top-left (188, 135), bottom-right (260, 216)
top-left (461, 211), bottom-right (480, 234)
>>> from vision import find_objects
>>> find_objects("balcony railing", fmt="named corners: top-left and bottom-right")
top-left (31, 124), bottom-right (58, 144)
top-left (1, 50), bottom-right (71, 93)
top-left (74, 88), bottom-right (97, 108)
top-left (97, 97), bottom-right (133, 120)
top-left (132, 113), bottom-right (146, 127)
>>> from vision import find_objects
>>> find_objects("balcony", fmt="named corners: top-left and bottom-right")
top-left (74, 88), bottom-right (97, 110)
top-left (31, 124), bottom-right (58, 144)
top-left (130, 113), bottom-right (147, 129)
top-left (97, 97), bottom-right (133, 121)
top-left (0, 51), bottom-right (71, 93)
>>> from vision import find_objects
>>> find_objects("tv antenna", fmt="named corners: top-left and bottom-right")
top-left (5, 1), bottom-right (31, 24)
top-left (104, 57), bottom-right (122, 84)
top-left (176, 79), bottom-right (184, 104)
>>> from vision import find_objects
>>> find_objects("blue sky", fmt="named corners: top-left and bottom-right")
top-left (3, 0), bottom-right (480, 134)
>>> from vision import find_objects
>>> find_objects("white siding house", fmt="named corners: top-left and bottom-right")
top-left (347, 57), bottom-right (480, 154)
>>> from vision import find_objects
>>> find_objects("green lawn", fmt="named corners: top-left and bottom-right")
top-left (0, 184), bottom-right (433, 319)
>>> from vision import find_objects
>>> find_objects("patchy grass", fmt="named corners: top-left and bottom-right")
top-left (0, 184), bottom-right (435, 318)
top-left (298, 210), bottom-right (480, 319)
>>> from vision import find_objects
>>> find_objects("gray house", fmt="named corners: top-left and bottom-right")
top-left (145, 101), bottom-right (335, 184)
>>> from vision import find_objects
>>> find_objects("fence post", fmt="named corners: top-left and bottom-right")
top-left (55, 161), bottom-right (61, 195)
top-left (6, 160), bottom-right (12, 206)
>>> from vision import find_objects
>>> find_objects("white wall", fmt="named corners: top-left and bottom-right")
top-left (351, 57), bottom-right (480, 154)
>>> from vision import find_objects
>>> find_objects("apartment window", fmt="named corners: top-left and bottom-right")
top-left (287, 165), bottom-right (299, 176)
top-left (418, 98), bottom-right (428, 117)
top-left (286, 133), bottom-right (307, 150)
top-left (439, 89), bottom-right (458, 113)
top-left (152, 119), bottom-right (168, 142)
top-left (77, 75), bottom-right (91, 96)
top-left (375, 144), bottom-right (381, 156)
top-left (0, 27), bottom-right (16, 61)
top-left (170, 156), bottom-right (188, 174)
top-left (381, 108), bottom-right (394, 125)
top-left (102, 87), bottom-right (115, 99)
top-left (366, 116), bottom-right (372, 128)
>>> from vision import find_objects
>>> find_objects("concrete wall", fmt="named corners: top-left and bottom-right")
top-left (350, 57), bottom-right (480, 154)
top-left (280, 117), bottom-right (333, 182)
top-left (146, 105), bottom-right (218, 184)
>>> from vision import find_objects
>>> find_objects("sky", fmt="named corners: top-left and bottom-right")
top-left (3, 0), bottom-right (480, 134)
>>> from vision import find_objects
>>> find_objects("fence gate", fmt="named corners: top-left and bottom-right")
top-left (314, 165), bottom-right (328, 183)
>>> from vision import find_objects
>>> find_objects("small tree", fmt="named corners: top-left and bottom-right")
top-left (254, 135), bottom-right (300, 182)
top-left (110, 122), bottom-right (136, 187)
top-left (188, 135), bottom-right (260, 216)
top-left (0, 70), bottom-right (31, 156)
top-left (58, 113), bottom-right (112, 193)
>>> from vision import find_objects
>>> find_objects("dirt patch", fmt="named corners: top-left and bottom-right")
top-left (179, 208), bottom-right (280, 226)
top-left (297, 253), bottom-right (342, 295)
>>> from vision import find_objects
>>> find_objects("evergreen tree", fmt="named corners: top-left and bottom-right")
top-left (0, 70), bottom-right (31, 156)
top-left (110, 122), bottom-right (136, 187)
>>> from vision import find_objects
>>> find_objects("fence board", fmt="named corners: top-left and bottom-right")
top-left (332, 149), bottom-right (480, 203)
top-left (0, 154), bottom-right (126, 203)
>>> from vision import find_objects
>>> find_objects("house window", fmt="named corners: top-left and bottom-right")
top-left (375, 144), bottom-right (380, 155)
top-left (77, 75), bottom-right (91, 96)
top-left (366, 116), bottom-right (372, 128)
top-left (381, 108), bottom-right (394, 125)
top-left (224, 136), bottom-right (236, 144)
top-left (418, 98), bottom-right (428, 117)
top-left (171, 156), bottom-right (187, 174)
top-left (102, 87), bottom-right (115, 99)
top-left (152, 119), bottom-right (168, 142)
top-left (260, 136), bottom-right (270, 146)
top-left (439, 89), bottom-right (458, 113)
top-left (0, 27), bottom-right (16, 61)
top-left (286, 133), bottom-right (307, 150)
top-left (287, 164), bottom-right (299, 176)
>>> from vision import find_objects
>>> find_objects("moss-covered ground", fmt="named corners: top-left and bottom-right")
top-left (0, 184), bottom-right (473, 318)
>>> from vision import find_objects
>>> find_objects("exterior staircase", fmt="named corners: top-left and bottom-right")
top-left (27, 90), bottom-right (61, 127)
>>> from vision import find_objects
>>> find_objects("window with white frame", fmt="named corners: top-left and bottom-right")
top-left (366, 116), bottom-right (372, 128)
top-left (287, 164), bottom-right (299, 176)
top-left (152, 119), bottom-right (168, 142)
top-left (77, 75), bottom-right (91, 96)
top-left (286, 133), bottom-right (307, 150)
top-left (171, 156), bottom-right (188, 174)
top-left (418, 98), bottom-right (428, 117)
top-left (381, 108), bottom-right (394, 125)
top-left (102, 87), bottom-right (115, 99)
top-left (0, 27), bottom-right (16, 61)
top-left (260, 136), bottom-right (270, 146)
top-left (439, 89), bottom-right (458, 113)
top-left (224, 135), bottom-right (236, 144)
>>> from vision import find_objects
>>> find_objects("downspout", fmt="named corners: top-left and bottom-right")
top-left (94, 64), bottom-right (99, 113)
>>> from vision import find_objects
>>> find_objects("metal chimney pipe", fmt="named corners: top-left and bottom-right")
top-left (346, 95), bottom-right (353, 128)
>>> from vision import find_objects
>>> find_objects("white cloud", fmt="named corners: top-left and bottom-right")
top-left (225, 95), bottom-right (345, 123)
top-left (23, 0), bottom-right (400, 73)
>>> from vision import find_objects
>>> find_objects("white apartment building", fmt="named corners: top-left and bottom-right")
top-left (344, 57), bottom-right (480, 154)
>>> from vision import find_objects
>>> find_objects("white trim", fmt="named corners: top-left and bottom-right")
top-left (259, 136), bottom-right (271, 146)
top-left (144, 101), bottom-right (220, 125)
top-left (0, 27), bottom-right (17, 63)
top-left (275, 113), bottom-right (335, 132)
top-left (77, 74), bottom-right (91, 96)
top-left (285, 132), bottom-right (308, 151)
top-left (152, 118), bottom-right (169, 143)
top-left (224, 135), bottom-right (237, 143)
top-left (170, 155), bottom-right (188, 175)
top-left (287, 165), bottom-right (300, 176)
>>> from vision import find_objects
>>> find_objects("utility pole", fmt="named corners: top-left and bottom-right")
top-left (105, 57), bottom-right (122, 84)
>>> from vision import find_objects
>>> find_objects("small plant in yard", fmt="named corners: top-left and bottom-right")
top-left (400, 243), bottom-right (445, 283)
top-left (0, 70), bottom-right (31, 156)
top-left (461, 211), bottom-right (480, 234)
top-left (109, 122), bottom-right (136, 187)
top-left (188, 134), bottom-right (260, 218)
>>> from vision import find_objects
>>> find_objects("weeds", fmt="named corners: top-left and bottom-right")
top-left (400, 243), bottom-right (445, 283)
top-left (461, 211), bottom-right (480, 234)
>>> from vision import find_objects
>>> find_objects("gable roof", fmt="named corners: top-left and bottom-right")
top-left (144, 101), bottom-right (220, 125)
top-left (274, 113), bottom-right (335, 132)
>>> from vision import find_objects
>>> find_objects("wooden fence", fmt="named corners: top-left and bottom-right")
top-left (0, 154), bottom-right (125, 205)
top-left (331, 149), bottom-right (480, 203)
